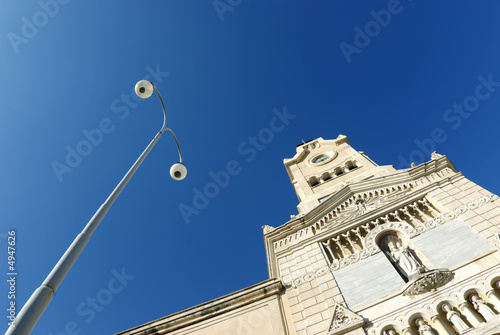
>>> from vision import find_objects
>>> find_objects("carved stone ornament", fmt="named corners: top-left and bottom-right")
top-left (430, 151), bottom-right (443, 160)
top-left (327, 303), bottom-right (365, 335)
top-left (261, 225), bottom-right (275, 234)
top-left (402, 269), bottom-right (454, 296)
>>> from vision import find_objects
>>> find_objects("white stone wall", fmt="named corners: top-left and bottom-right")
top-left (428, 176), bottom-right (500, 244)
top-left (278, 243), bottom-right (344, 335)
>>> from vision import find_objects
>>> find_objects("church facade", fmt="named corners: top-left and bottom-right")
top-left (117, 135), bottom-right (500, 335)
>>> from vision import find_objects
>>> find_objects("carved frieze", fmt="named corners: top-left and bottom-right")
top-left (318, 189), bottom-right (413, 229)
top-left (274, 182), bottom-right (415, 250)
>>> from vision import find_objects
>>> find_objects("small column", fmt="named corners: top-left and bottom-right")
top-left (486, 290), bottom-right (500, 311)
top-left (352, 227), bottom-right (365, 248)
top-left (470, 294), bottom-right (497, 321)
top-left (430, 314), bottom-right (453, 335)
top-left (402, 206), bottom-right (418, 225)
top-left (392, 210), bottom-right (403, 223)
top-left (458, 302), bottom-right (482, 327)
top-left (443, 303), bottom-right (472, 334)
top-left (333, 236), bottom-right (346, 258)
top-left (321, 240), bottom-right (335, 261)
top-left (421, 198), bottom-right (439, 216)
top-left (411, 203), bottom-right (431, 221)
top-left (342, 232), bottom-right (357, 252)
top-left (361, 223), bottom-right (372, 233)
top-left (401, 327), bottom-right (414, 335)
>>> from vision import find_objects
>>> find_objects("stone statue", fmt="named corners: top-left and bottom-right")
top-left (414, 319), bottom-right (435, 335)
top-left (470, 294), bottom-right (496, 321)
top-left (382, 235), bottom-right (424, 280)
top-left (443, 303), bottom-right (470, 334)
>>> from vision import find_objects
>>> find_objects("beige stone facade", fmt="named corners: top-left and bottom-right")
top-left (117, 135), bottom-right (500, 335)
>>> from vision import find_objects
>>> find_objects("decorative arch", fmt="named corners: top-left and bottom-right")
top-left (364, 222), bottom-right (415, 251)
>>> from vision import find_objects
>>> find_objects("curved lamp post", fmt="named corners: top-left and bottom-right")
top-left (6, 80), bottom-right (185, 335)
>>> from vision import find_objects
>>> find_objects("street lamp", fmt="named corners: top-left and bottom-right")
top-left (6, 80), bottom-right (186, 335)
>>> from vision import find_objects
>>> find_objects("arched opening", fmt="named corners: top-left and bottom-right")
top-left (309, 176), bottom-right (319, 186)
top-left (407, 314), bottom-right (437, 335)
top-left (346, 160), bottom-right (357, 171)
top-left (322, 172), bottom-right (332, 182)
top-left (377, 231), bottom-right (425, 282)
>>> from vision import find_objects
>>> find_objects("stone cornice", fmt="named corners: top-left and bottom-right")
top-left (115, 279), bottom-right (283, 335)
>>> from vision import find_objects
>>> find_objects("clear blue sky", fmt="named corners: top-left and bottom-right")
top-left (2, 1), bottom-right (500, 334)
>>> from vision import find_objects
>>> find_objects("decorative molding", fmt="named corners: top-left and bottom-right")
top-left (364, 221), bottom-right (415, 251)
top-left (402, 269), bottom-right (454, 296)
top-left (327, 303), bottom-right (365, 335)
top-left (315, 188), bottom-right (413, 229)
top-left (312, 168), bottom-right (454, 229)
top-left (283, 194), bottom-right (498, 289)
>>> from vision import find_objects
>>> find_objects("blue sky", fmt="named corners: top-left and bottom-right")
top-left (2, 1), bottom-right (500, 334)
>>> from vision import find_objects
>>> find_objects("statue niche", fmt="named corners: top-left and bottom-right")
top-left (379, 234), bottom-right (425, 282)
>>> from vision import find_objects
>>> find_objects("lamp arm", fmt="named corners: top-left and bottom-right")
top-left (152, 84), bottom-right (183, 164)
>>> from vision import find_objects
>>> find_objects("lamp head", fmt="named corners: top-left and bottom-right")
top-left (170, 162), bottom-right (187, 181)
top-left (135, 80), bottom-right (154, 99)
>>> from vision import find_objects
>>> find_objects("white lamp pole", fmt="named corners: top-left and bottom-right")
top-left (6, 80), bottom-right (186, 335)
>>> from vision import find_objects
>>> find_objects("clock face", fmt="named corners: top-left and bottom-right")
top-left (312, 154), bottom-right (331, 164)
top-left (309, 151), bottom-right (337, 165)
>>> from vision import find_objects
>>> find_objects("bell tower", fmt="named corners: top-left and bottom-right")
top-left (284, 135), bottom-right (396, 214)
